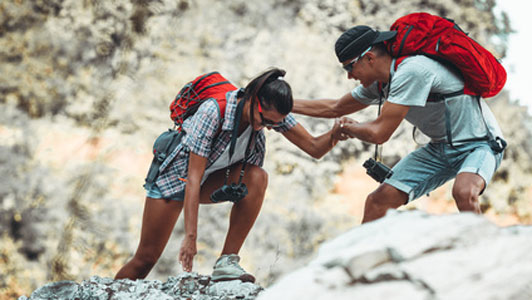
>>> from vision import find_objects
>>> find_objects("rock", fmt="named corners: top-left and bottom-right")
top-left (258, 210), bottom-right (532, 300)
top-left (19, 210), bottom-right (532, 300)
top-left (20, 273), bottom-right (263, 300)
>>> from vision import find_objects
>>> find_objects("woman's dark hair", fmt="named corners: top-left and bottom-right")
top-left (243, 68), bottom-right (293, 115)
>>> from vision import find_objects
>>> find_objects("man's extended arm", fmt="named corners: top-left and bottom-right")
top-left (340, 101), bottom-right (410, 144)
top-left (293, 92), bottom-right (368, 118)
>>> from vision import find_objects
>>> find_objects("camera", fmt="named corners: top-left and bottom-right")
top-left (210, 183), bottom-right (248, 203)
top-left (363, 158), bottom-right (393, 183)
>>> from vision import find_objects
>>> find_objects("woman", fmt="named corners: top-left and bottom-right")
top-left (115, 68), bottom-right (343, 283)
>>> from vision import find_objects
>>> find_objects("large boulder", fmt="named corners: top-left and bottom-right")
top-left (258, 210), bottom-right (532, 300)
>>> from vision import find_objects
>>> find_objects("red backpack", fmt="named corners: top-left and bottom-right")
top-left (170, 72), bottom-right (238, 131)
top-left (384, 12), bottom-right (506, 98)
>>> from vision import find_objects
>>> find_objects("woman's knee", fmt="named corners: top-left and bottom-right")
top-left (246, 166), bottom-right (268, 195)
top-left (133, 244), bottom-right (164, 269)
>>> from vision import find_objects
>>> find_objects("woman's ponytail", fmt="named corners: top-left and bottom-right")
top-left (243, 67), bottom-right (293, 115)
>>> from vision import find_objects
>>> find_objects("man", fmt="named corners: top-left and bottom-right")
top-left (293, 25), bottom-right (505, 223)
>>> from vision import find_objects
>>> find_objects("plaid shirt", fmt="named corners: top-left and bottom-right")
top-left (155, 89), bottom-right (297, 198)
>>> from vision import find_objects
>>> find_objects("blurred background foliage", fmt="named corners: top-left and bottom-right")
top-left (1, 0), bottom-right (531, 298)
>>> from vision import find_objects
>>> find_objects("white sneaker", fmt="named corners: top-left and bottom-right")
top-left (211, 254), bottom-right (255, 283)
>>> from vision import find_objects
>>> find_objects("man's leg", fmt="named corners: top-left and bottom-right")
top-left (361, 144), bottom-right (453, 223)
top-left (451, 142), bottom-right (503, 214)
top-left (362, 183), bottom-right (408, 223)
top-left (451, 172), bottom-right (485, 213)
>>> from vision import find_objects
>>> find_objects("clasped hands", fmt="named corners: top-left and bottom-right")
top-left (332, 117), bottom-right (358, 141)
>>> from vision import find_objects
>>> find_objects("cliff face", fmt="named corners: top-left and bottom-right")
top-left (1, 0), bottom-right (531, 298)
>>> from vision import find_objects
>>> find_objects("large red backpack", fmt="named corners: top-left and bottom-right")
top-left (170, 71), bottom-right (238, 131)
top-left (143, 72), bottom-right (238, 189)
top-left (384, 12), bottom-right (506, 98)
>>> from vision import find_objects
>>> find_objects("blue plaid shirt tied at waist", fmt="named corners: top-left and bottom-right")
top-left (155, 89), bottom-right (297, 198)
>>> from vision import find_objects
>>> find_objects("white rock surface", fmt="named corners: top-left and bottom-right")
top-left (258, 210), bottom-right (532, 300)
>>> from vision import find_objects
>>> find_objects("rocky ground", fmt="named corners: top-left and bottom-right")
top-left (19, 211), bottom-right (532, 300)
top-left (20, 274), bottom-right (262, 300)
top-left (261, 210), bottom-right (532, 300)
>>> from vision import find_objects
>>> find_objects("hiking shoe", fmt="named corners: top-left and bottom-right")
top-left (211, 254), bottom-right (255, 283)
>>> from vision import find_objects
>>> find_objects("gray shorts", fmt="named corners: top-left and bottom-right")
top-left (384, 141), bottom-right (503, 203)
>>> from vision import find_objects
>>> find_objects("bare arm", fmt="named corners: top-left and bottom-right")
top-left (179, 152), bottom-right (208, 272)
top-left (282, 120), bottom-right (344, 159)
top-left (341, 101), bottom-right (410, 144)
top-left (293, 92), bottom-right (368, 118)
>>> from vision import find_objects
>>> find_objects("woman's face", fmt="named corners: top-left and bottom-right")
top-left (250, 99), bottom-right (286, 131)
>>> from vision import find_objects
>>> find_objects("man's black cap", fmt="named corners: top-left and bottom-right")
top-left (335, 25), bottom-right (397, 62)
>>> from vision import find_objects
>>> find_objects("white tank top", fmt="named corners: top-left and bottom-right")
top-left (201, 125), bottom-right (253, 184)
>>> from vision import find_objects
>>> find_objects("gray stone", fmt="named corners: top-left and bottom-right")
top-left (22, 274), bottom-right (262, 300)
top-left (25, 281), bottom-right (78, 300)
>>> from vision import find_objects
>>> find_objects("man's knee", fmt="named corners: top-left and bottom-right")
top-left (452, 184), bottom-right (480, 204)
top-left (452, 173), bottom-right (484, 203)
top-left (366, 184), bottom-right (407, 209)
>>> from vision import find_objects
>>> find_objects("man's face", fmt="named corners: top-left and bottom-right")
top-left (341, 46), bottom-right (374, 87)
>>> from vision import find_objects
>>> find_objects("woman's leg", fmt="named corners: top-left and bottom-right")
top-left (199, 164), bottom-right (267, 282)
top-left (221, 165), bottom-right (267, 254)
top-left (199, 164), bottom-right (268, 255)
top-left (115, 197), bottom-right (183, 280)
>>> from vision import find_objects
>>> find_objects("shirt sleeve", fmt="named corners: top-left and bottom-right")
top-left (181, 100), bottom-right (221, 157)
top-left (351, 83), bottom-right (381, 105)
top-left (247, 131), bottom-right (265, 167)
top-left (387, 58), bottom-right (435, 107)
top-left (272, 112), bottom-right (297, 133)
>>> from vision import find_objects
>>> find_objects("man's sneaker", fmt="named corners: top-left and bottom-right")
top-left (211, 254), bottom-right (255, 283)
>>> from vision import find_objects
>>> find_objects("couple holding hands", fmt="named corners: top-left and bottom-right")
top-left (115, 23), bottom-right (505, 283)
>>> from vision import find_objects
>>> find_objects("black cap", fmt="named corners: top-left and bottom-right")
top-left (335, 25), bottom-right (397, 62)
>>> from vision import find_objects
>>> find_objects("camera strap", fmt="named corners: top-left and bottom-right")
top-left (375, 75), bottom-right (390, 161)
top-left (224, 98), bottom-right (257, 185)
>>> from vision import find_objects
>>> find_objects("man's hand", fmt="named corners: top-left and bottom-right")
top-left (332, 118), bottom-right (349, 141)
top-left (179, 236), bottom-right (197, 272)
top-left (339, 117), bottom-right (359, 138)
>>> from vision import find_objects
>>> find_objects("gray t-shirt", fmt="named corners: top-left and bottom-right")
top-left (351, 55), bottom-right (503, 143)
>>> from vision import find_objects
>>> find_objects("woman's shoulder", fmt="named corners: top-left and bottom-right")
top-left (196, 98), bottom-right (223, 118)
top-left (181, 98), bottom-right (223, 130)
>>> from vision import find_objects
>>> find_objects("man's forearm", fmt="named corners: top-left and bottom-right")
top-left (293, 99), bottom-right (338, 118)
top-left (343, 122), bottom-right (385, 144)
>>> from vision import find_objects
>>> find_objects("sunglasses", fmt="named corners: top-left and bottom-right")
top-left (342, 46), bottom-right (373, 73)
top-left (257, 100), bottom-right (284, 128)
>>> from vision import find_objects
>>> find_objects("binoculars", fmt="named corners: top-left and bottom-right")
top-left (363, 158), bottom-right (393, 183)
top-left (210, 183), bottom-right (248, 204)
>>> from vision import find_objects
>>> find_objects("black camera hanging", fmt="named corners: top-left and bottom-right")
top-left (362, 79), bottom-right (394, 183)
top-left (210, 97), bottom-right (257, 203)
